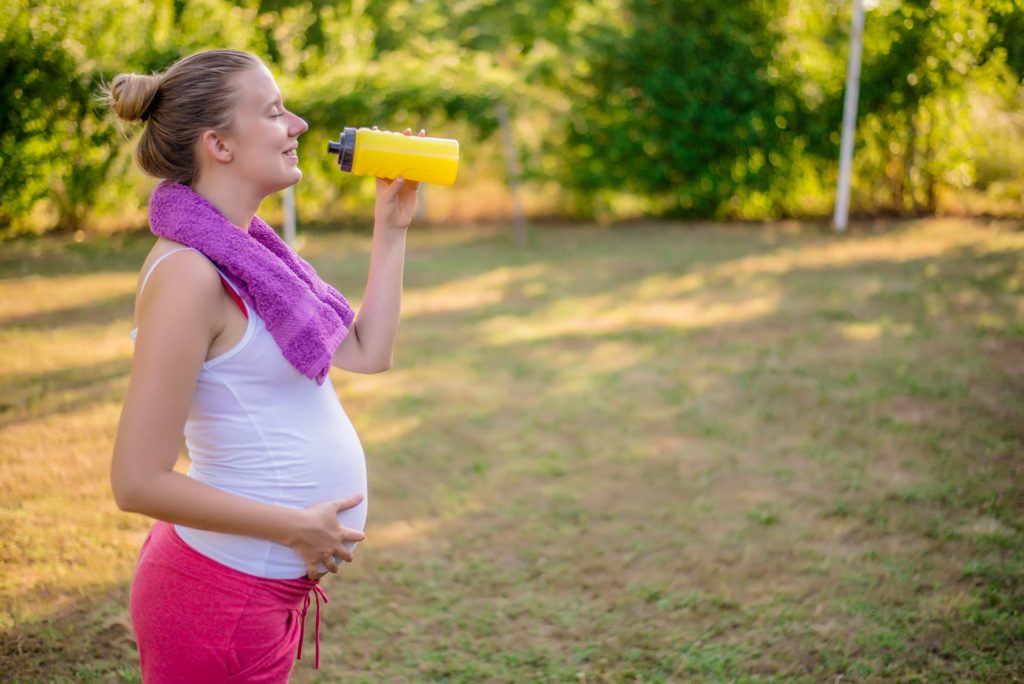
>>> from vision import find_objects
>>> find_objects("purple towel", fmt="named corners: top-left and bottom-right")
top-left (148, 181), bottom-right (354, 384)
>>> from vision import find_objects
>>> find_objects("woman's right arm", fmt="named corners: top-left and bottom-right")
top-left (111, 252), bottom-right (363, 576)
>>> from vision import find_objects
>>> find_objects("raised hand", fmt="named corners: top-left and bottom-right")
top-left (373, 127), bottom-right (426, 230)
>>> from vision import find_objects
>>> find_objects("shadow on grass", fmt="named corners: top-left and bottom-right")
top-left (0, 585), bottom-right (138, 684)
top-left (0, 358), bottom-right (131, 429)
top-left (0, 293), bottom-right (136, 331)
top-left (0, 233), bottom-right (154, 281)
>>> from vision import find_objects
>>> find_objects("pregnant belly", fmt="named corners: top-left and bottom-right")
top-left (319, 444), bottom-right (370, 549)
top-left (180, 371), bottom-right (370, 577)
top-left (294, 443), bottom-right (369, 574)
top-left (180, 435), bottom-right (369, 578)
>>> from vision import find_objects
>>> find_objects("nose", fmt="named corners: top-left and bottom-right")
top-left (289, 112), bottom-right (309, 136)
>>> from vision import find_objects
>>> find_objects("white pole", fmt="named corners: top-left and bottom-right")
top-left (283, 185), bottom-right (297, 247)
top-left (833, 0), bottom-right (864, 233)
top-left (496, 100), bottom-right (527, 246)
top-left (416, 115), bottom-right (428, 224)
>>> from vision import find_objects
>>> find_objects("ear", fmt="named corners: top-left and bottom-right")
top-left (200, 129), bottom-right (233, 164)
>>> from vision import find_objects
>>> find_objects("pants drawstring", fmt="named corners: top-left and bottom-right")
top-left (297, 584), bottom-right (329, 669)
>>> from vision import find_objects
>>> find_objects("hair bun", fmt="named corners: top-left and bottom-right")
top-left (109, 73), bottom-right (162, 123)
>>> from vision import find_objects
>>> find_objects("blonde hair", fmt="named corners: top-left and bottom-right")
top-left (104, 49), bottom-right (263, 186)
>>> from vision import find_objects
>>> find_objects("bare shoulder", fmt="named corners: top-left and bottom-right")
top-left (126, 242), bottom-right (222, 418)
top-left (138, 238), bottom-right (203, 282)
top-left (134, 239), bottom-right (221, 325)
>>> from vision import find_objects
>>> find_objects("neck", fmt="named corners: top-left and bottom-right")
top-left (191, 175), bottom-right (262, 231)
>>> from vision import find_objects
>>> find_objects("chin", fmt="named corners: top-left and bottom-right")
top-left (267, 173), bottom-right (302, 196)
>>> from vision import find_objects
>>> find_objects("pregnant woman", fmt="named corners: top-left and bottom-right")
top-left (107, 49), bottom-right (420, 682)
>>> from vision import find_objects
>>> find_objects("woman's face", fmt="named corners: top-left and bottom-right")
top-left (221, 64), bottom-right (308, 196)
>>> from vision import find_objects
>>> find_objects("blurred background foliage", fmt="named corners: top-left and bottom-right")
top-left (1, 0), bottom-right (1022, 237)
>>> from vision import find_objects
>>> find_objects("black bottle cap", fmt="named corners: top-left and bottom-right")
top-left (327, 127), bottom-right (358, 172)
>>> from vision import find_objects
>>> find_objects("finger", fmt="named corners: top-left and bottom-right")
top-left (402, 127), bottom-right (412, 136)
top-left (385, 177), bottom-right (406, 198)
top-left (419, 129), bottom-right (426, 137)
top-left (341, 527), bottom-right (366, 542)
top-left (334, 547), bottom-right (354, 563)
top-left (334, 493), bottom-right (365, 513)
top-left (322, 554), bottom-right (339, 573)
top-left (372, 125), bottom-right (379, 130)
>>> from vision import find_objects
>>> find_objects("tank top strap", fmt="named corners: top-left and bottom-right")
top-left (137, 246), bottom-right (198, 298)
top-left (137, 246), bottom-right (248, 319)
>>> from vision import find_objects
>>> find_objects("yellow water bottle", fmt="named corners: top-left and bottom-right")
top-left (327, 127), bottom-right (460, 186)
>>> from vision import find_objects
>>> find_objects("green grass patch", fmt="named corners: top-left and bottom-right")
top-left (1, 219), bottom-right (1023, 681)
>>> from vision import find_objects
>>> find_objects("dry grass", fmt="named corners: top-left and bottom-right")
top-left (1, 218), bottom-right (1022, 682)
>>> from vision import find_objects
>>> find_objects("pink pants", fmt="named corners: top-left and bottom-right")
top-left (129, 521), bottom-right (328, 683)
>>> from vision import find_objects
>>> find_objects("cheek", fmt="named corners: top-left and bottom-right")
top-left (237, 119), bottom-right (278, 144)
top-left (263, 121), bottom-right (290, 148)
top-left (231, 120), bottom-right (287, 166)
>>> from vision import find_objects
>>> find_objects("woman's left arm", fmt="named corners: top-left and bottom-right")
top-left (332, 127), bottom-right (423, 374)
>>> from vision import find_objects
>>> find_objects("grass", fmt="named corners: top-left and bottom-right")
top-left (1, 217), bottom-right (1022, 682)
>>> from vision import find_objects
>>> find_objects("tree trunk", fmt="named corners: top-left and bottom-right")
top-left (902, 110), bottom-right (917, 214)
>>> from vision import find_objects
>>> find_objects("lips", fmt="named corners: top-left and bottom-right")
top-left (283, 146), bottom-right (298, 159)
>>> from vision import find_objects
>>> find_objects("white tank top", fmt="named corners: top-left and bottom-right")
top-left (130, 247), bottom-right (368, 579)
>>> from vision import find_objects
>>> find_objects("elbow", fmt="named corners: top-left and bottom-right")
top-left (113, 491), bottom-right (135, 513)
top-left (112, 486), bottom-right (138, 513)
top-left (333, 341), bottom-right (394, 373)
top-left (111, 476), bottom-right (144, 513)
top-left (365, 353), bottom-right (394, 374)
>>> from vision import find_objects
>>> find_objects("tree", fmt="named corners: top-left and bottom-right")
top-left (0, 9), bottom-right (84, 232)
top-left (855, 0), bottom-right (998, 213)
top-left (556, 0), bottom-right (807, 218)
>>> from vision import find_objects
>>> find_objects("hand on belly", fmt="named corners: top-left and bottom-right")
top-left (288, 493), bottom-right (367, 579)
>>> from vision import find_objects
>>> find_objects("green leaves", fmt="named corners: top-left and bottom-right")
top-left (0, 6), bottom-right (93, 233)
top-left (555, 0), bottom-right (807, 218)
top-left (1, 0), bottom-right (1022, 235)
